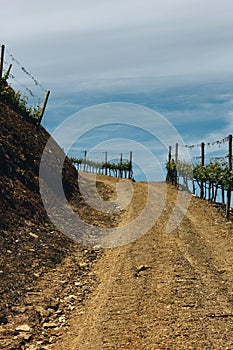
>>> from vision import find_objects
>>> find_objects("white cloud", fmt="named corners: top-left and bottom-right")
top-left (2, 0), bottom-right (233, 176)
top-left (1, 0), bottom-right (233, 89)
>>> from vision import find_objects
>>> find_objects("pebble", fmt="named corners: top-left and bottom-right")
top-left (43, 322), bottom-right (58, 329)
top-left (15, 324), bottom-right (31, 332)
top-left (29, 232), bottom-right (39, 239)
top-left (12, 306), bottom-right (26, 314)
top-left (136, 265), bottom-right (151, 273)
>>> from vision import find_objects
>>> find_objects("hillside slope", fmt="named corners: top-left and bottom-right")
top-left (0, 102), bottom-right (121, 350)
top-left (0, 101), bottom-right (78, 228)
top-left (0, 101), bottom-right (81, 324)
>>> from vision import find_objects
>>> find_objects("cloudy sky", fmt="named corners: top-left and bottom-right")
top-left (1, 0), bottom-right (233, 180)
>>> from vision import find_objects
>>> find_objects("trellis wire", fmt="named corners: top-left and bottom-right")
top-left (1, 45), bottom-right (45, 106)
top-left (5, 47), bottom-right (46, 93)
top-left (0, 44), bottom-right (50, 125)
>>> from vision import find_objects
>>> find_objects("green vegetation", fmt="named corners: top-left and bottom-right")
top-left (69, 157), bottom-right (133, 179)
top-left (166, 159), bottom-right (233, 204)
top-left (193, 162), bottom-right (233, 189)
top-left (0, 78), bottom-right (41, 120)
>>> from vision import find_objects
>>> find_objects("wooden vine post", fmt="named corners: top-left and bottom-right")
top-left (168, 146), bottom-right (172, 163)
top-left (166, 146), bottom-right (173, 184)
top-left (83, 150), bottom-right (87, 172)
top-left (226, 134), bottom-right (232, 218)
top-left (175, 143), bottom-right (178, 186)
top-left (175, 143), bottom-right (178, 163)
top-left (129, 151), bottom-right (133, 179)
top-left (200, 142), bottom-right (205, 199)
top-left (0, 44), bottom-right (5, 81)
top-left (120, 153), bottom-right (123, 178)
top-left (4, 63), bottom-right (12, 80)
top-left (105, 152), bottom-right (108, 175)
top-left (38, 90), bottom-right (50, 125)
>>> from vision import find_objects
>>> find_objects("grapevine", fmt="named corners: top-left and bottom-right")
top-left (70, 157), bottom-right (133, 179)
top-left (166, 158), bottom-right (233, 204)
top-left (0, 78), bottom-right (41, 120)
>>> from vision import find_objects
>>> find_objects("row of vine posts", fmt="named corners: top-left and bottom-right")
top-left (70, 151), bottom-right (133, 180)
top-left (167, 135), bottom-right (233, 218)
top-left (0, 44), bottom-right (50, 126)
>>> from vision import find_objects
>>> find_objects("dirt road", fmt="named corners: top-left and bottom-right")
top-left (51, 179), bottom-right (233, 350)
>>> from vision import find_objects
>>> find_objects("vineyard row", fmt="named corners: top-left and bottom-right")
top-left (166, 135), bottom-right (233, 217)
top-left (70, 153), bottom-right (133, 180)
